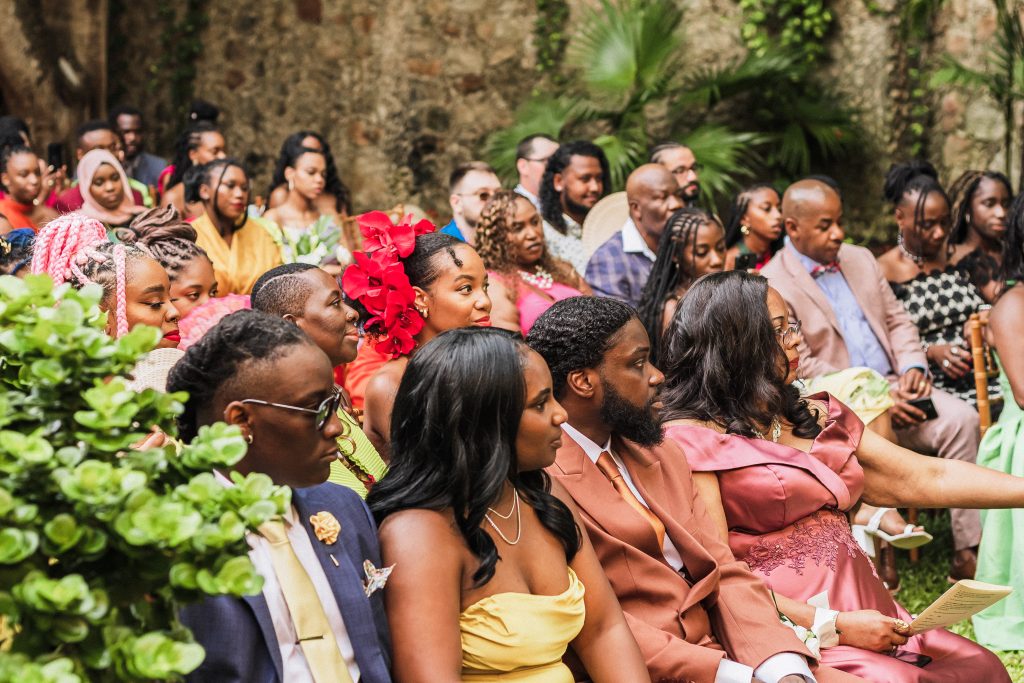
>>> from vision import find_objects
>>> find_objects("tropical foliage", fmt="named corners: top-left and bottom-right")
top-left (0, 275), bottom-right (288, 681)
top-left (486, 0), bottom-right (862, 204)
top-left (932, 0), bottom-right (1024, 188)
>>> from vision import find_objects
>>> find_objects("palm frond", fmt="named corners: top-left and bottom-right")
top-left (679, 124), bottom-right (767, 204)
top-left (678, 48), bottom-right (803, 111)
top-left (568, 0), bottom-right (684, 105)
top-left (484, 96), bottom-right (575, 183)
top-left (592, 117), bottom-right (648, 191)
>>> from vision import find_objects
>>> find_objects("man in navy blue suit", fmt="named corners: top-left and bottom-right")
top-left (169, 310), bottom-right (392, 682)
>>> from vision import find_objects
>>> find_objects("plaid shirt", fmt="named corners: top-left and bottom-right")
top-left (584, 220), bottom-right (656, 309)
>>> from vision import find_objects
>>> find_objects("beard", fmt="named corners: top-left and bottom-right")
top-left (682, 182), bottom-right (701, 204)
top-left (599, 379), bottom-right (663, 447)
top-left (562, 193), bottom-right (594, 219)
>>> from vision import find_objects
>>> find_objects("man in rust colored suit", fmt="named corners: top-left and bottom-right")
top-left (760, 178), bottom-right (980, 580)
top-left (527, 296), bottom-right (863, 683)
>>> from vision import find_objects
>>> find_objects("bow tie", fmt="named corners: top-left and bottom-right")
top-left (810, 261), bottom-right (841, 278)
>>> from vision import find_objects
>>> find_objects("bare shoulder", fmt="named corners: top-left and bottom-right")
top-left (378, 507), bottom-right (459, 546)
top-left (366, 359), bottom-right (407, 399)
top-left (991, 286), bottom-right (1024, 331)
top-left (875, 247), bottom-right (904, 280)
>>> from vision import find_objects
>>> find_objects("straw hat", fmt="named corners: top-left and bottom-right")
top-left (581, 192), bottom-right (630, 260)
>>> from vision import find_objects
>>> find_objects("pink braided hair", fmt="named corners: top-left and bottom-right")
top-left (30, 214), bottom-right (131, 337)
top-left (30, 213), bottom-right (108, 284)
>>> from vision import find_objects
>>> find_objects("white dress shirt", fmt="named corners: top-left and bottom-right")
top-left (560, 424), bottom-right (815, 683)
top-left (514, 183), bottom-right (542, 212)
top-left (620, 217), bottom-right (657, 262)
top-left (215, 472), bottom-right (361, 682)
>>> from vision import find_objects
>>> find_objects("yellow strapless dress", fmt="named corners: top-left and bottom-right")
top-left (459, 568), bottom-right (585, 681)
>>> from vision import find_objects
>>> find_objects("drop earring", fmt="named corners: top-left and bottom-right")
top-left (417, 307), bottom-right (429, 319)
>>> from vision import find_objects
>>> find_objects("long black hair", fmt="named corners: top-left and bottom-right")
top-left (268, 131), bottom-right (351, 214)
top-left (538, 141), bottom-right (609, 235)
top-left (659, 270), bottom-right (822, 438)
top-left (367, 327), bottom-right (580, 586)
top-left (1000, 191), bottom-right (1024, 287)
top-left (948, 169), bottom-right (1013, 245)
top-left (167, 310), bottom-right (313, 442)
top-left (724, 182), bottom-right (782, 249)
top-left (882, 160), bottom-right (950, 234)
top-left (636, 207), bottom-right (718, 366)
top-left (166, 121), bottom-right (223, 191)
top-left (184, 157), bottom-right (250, 232)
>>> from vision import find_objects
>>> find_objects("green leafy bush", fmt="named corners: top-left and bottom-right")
top-left (0, 275), bottom-right (289, 681)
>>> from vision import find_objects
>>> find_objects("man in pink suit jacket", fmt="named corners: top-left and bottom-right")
top-left (527, 296), bottom-right (864, 683)
top-left (760, 179), bottom-right (980, 577)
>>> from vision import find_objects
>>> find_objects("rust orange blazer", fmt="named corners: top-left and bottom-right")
top-left (548, 433), bottom-right (825, 683)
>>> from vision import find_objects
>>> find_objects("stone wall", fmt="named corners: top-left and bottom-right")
top-left (106, 0), bottom-right (1018, 231)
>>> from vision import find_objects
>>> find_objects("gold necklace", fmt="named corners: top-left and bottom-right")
top-left (484, 489), bottom-right (522, 545)
top-left (753, 417), bottom-right (782, 443)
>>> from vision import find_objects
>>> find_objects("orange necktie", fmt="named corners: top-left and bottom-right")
top-left (595, 451), bottom-right (666, 549)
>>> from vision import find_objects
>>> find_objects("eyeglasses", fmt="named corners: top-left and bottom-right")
top-left (455, 190), bottom-right (497, 203)
top-left (241, 386), bottom-right (342, 432)
top-left (775, 321), bottom-right (803, 345)
top-left (673, 162), bottom-right (703, 175)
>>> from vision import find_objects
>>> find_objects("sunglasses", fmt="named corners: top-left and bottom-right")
top-left (241, 386), bottom-right (342, 432)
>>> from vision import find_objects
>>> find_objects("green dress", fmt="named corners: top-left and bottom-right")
top-left (327, 409), bottom-right (388, 499)
top-left (973, 354), bottom-right (1024, 650)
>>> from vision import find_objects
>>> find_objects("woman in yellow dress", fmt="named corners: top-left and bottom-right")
top-left (368, 328), bottom-right (648, 682)
top-left (187, 158), bottom-right (282, 295)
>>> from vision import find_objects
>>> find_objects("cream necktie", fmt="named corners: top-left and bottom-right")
top-left (259, 518), bottom-right (355, 683)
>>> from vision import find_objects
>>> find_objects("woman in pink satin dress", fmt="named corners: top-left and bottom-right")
top-left (658, 271), bottom-right (1015, 682)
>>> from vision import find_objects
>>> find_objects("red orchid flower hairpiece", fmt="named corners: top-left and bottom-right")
top-left (342, 211), bottom-right (436, 358)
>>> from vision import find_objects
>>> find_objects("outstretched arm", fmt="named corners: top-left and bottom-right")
top-left (857, 427), bottom-right (1024, 509)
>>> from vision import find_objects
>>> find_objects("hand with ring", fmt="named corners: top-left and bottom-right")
top-left (926, 343), bottom-right (971, 380)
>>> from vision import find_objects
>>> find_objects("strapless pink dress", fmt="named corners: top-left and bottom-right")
top-left (665, 395), bottom-right (1009, 682)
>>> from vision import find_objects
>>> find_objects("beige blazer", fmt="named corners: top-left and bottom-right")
top-left (548, 435), bottom-right (815, 682)
top-left (761, 244), bottom-right (926, 379)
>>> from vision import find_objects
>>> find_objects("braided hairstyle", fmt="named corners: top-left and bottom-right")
top-left (948, 169), bottom-right (1013, 246)
top-left (166, 309), bottom-right (314, 442)
top-left (30, 213), bottom-right (145, 338)
top-left (882, 161), bottom-right (951, 249)
top-left (474, 190), bottom-right (575, 302)
top-left (368, 327), bottom-right (580, 587)
top-left (724, 182), bottom-right (781, 248)
top-left (636, 207), bottom-right (719, 366)
top-left (269, 131), bottom-right (351, 214)
top-left (184, 158), bottom-right (250, 231)
top-left (165, 121), bottom-right (223, 192)
top-left (118, 206), bottom-right (211, 282)
top-left (538, 141), bottom-right (609, 235)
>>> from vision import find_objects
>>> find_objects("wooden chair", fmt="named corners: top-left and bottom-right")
top-left (969, 312), bottom-right (994, 437)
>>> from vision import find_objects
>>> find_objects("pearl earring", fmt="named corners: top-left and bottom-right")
top-left (740, 224), bottom-right (751, 236)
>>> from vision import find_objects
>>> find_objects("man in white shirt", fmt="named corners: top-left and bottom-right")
top-left (513, 133), bottom-right (559, 211)
top-left (526, 296), bottom-right (864, 683)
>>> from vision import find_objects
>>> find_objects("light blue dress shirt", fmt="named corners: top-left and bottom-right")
top-left (789, 241), bottom-right (894, 377)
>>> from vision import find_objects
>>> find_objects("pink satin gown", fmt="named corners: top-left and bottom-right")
top-left (664, 394), bottom-right (1009, 682)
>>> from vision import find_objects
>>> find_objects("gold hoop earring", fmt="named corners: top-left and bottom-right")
top-left (740, 224), bottom-right (751, 236)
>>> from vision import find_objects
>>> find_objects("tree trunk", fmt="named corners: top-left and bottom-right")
top-left (0, 0), bottom-right (108, 150)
